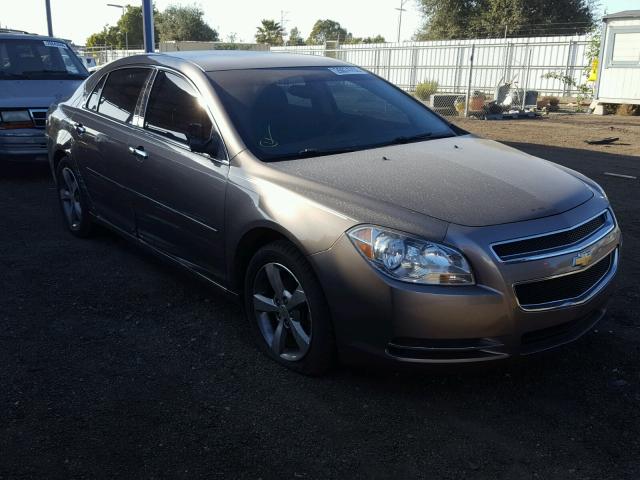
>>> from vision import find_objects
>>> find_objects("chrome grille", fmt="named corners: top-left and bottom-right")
top-left (492, 211), bottom-right (610, 262)
top-left (514, 251), bottom-right (614, 309)
top-left (29, 109), bottom-right (48, 129)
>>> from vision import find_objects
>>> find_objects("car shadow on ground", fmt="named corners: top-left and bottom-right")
top-left (1, 143), bottom-right (639, 478)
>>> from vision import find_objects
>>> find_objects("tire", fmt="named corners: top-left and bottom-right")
top-left (244, 240), bottom-right (336, 375)
top-left (55, 157), bottom-right (93, 238)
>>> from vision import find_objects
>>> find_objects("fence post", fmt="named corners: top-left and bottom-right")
top-left (409, 46), bottom-right (419, 91)
top-left (522, 47), bottom-right (532, 110)
top-left (502, 42), bottom-right (513, 83)
top-left (563, 40), bottom-right (575, 96)
top-left (464, 44), bottom-right (475, 118)
top-left (454, 45), bottom-right (463, 92)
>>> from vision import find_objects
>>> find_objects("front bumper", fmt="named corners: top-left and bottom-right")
top-left (311, 199), bottom-right (621, 365)
top-left (0, 129), bottom-right (48, 162)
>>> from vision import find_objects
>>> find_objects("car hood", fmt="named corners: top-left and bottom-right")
top-left (0, 79), bottom-right (83, 108)
top-left (268, 135), bottom-right (594, 227)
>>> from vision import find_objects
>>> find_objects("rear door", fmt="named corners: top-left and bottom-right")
top-left (126, 69), bottom-right (229, 281)
top-left (71, 67), bottom-right (151, 234)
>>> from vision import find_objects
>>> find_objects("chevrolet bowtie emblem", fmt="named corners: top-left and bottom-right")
top-left (573, 250), bottom-right (594, 267)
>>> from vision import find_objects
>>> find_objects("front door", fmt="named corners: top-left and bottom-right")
top-left (126, 69), bottom-right (229, 281)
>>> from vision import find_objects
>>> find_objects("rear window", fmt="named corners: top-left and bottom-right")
top-left (97, 68), bottom-right (150, 123)
top-left (0, 38), bottom-right (88, 80)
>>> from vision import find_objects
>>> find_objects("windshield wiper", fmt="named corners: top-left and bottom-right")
top-left (265, 146), bottom-right (358, 162)
top-left (388, 131), bottom-right (459, 145)
top-left (0, 71), bottom-right (27, 79)
top-left (21, 70), bottom-right (86, 78)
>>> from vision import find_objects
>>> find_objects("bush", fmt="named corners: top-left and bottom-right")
top-left (538, 96), bottom-right (560, 111)
top-left (415, 80), bottom-right (439, 101)
top-left (616, 104), bottom-right (640, 116)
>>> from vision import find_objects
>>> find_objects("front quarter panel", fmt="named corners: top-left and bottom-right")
top-left (47, 102), bottom-right (78, 177)
top-left (225, 160), bottom-right (357, 258)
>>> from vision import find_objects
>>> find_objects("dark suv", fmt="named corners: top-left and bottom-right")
top-left (0, 31), bottom-right (88, 161)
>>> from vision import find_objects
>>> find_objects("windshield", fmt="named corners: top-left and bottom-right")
top-left (208, 67), bottom-right (456, 161)
top-left (0, 39), bottom-right (88, 80)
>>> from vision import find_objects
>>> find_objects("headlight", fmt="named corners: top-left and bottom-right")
top-left (0, 110), bottom-right (31, 122)
top-left (0, 110), bottom-right (33, 129)
top-left (348, 225), bottom-right (474, 285)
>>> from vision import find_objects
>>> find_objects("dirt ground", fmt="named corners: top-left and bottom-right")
top-left (453, 113), bottom-right (640, 158)
top-left (1, 119), bottom-right (639, 479)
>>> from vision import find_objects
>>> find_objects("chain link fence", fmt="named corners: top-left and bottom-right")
top-left (75, 45), bottom-right (145, 67)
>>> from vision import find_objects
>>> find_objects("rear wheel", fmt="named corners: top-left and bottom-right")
top-left (56, 157), bottom-right (93, 237)
top-left (244, 240), bottom-right (335, 375)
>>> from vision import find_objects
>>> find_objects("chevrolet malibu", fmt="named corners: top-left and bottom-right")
top-left (46, 52), bottom-right (621, 374)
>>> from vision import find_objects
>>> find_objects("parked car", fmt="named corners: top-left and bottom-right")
top-left (46, 52), bottom-right (621, 374)
top-left (0, 31), bottom-right (88, 161)
top-left (78, 55), bottom-right (98, 73)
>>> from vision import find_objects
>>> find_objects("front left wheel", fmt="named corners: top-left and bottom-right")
top-left (55, 157), bottom-right (93, 238)
top-left (244, 240), bottom-right (336, 375)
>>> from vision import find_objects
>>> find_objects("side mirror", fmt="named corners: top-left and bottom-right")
top-left (187, 123), bottom-right (222, 159)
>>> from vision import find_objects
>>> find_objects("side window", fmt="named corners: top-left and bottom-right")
top-left (327, 80), bottom-right (411, 125)
top-left (609, 30), bottom-right (640, 65)
top-left (97, 68), bottom-right (149, 123)
top-left (86, 74), bottom-right (107, 111)
top-left (143, 71), bottom-right (213, 146)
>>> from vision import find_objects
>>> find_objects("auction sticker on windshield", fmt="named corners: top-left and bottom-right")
top-left (328, 66), bottom-right (368, 75)
top-left (43, 40), bottom-right (68, 49)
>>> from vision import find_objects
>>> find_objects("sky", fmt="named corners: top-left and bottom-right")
top-left (0, 0), bottom-right (635, 46)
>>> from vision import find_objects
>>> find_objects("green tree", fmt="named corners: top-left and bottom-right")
top-left (348, 34), bottom-right (386, 44)
top-left (86, 5), bottom-right (158, 48)
top-left (415, 0), bottom-right (596, 40)
top-left (288, 27), bottom-right (305, 46)
top-left (414, 0), bottom-right (479, 40)
top-left (307, 19), bottom-right (352, 44)
top-left (86, 25), bottom-right (120, 48)
top-left (255, 19), bottom-right (285, 46)
top-left (156, 5), bottom-right (219, 42)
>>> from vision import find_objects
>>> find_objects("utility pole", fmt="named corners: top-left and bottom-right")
top-left (395, 0), bottom-right (408, 43)
top-left (107, 4), bottom-right (128, 51)
top-left (45, 0), bottom-right (53, 36)
top-left (280, 10), bottom-right (289, 45)
top-left (141, 0), bottom-right (154, 53)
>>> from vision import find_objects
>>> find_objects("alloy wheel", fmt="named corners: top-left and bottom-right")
top-left (59, 166), bottom-right (83, 230)
top-left (252, 262), bottom-right (312, 361)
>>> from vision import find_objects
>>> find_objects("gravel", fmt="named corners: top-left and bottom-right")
top-left (1, 117), bottom-right (639, 478)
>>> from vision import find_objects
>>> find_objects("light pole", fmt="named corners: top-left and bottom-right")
top-left (395, 0), bottom-right (408, 43)
top-left (45, 0), bottom-right (53, 36)
top-left (107, 3), bottom-right (128, 52)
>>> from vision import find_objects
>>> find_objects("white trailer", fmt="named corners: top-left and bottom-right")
top-left (594, 10), bottom-right (640, 107)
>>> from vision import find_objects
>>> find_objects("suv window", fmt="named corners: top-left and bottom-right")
top-left (86, 74), bottom-right (107, 111)
top-left (144, 71), bottom-right (213, 145)
top-left (97, 68), bottom-right (149, 123)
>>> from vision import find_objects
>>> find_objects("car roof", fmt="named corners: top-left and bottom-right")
top-left (0, 32), bottom-right (71, 43)
top-left (115, 50), bottom-right (350, 72)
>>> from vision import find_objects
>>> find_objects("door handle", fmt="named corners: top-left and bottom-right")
top-left (73, 122), bottom-right (86, 135)
top-left (128, 146), bottom-right (148, 160)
